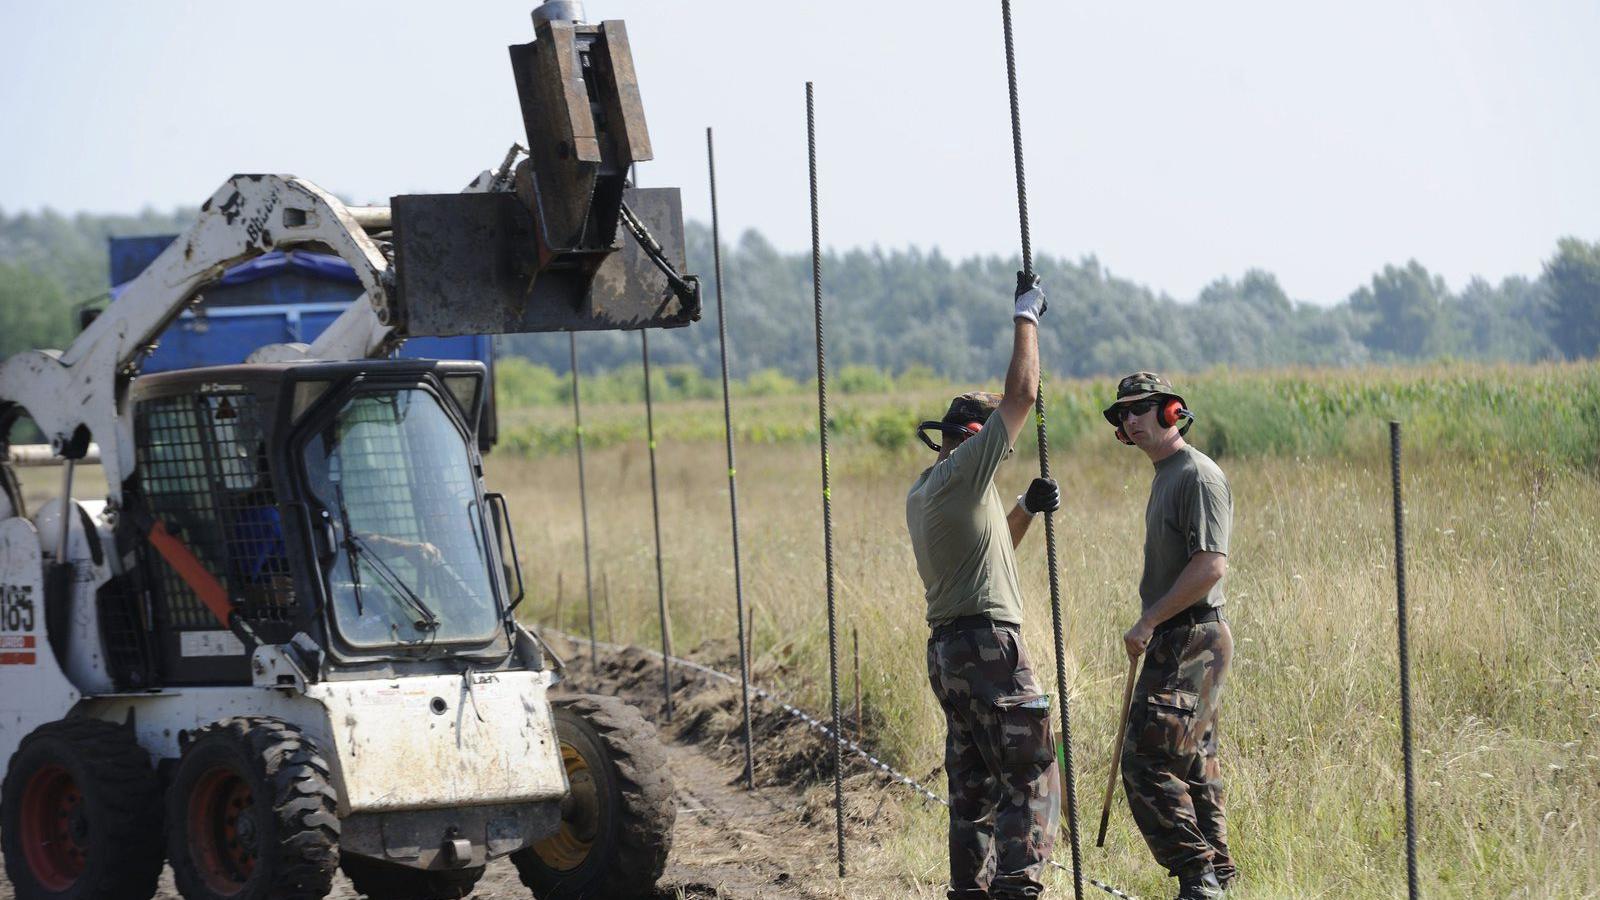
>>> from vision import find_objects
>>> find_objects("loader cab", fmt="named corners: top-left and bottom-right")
top-left (123, 358), bottom-right (516, 688)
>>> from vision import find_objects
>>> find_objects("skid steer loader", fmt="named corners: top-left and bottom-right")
top-left (0, 3), bottom-right (697, 898)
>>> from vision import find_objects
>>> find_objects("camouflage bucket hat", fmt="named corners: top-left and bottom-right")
top-left (942, 391), bottom-right (1002, 428)
top-left (1102, 372), bottom-right (1185, 427)
top-left (917, 391), bottom-right (1001, 452)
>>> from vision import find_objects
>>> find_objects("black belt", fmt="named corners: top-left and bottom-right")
top-left (929, 614), bottom-right (1018, 638)
top-left (1153, 605), bottom-right (1223, 634)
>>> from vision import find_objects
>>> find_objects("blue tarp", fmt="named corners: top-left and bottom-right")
top-left (110, 249), bottom-right (359, 299)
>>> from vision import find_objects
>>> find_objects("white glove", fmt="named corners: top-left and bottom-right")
top-left (1013, 272), bottom-right (1047, 325)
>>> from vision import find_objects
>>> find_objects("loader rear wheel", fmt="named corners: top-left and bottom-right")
top-left (0, 717), bottom-right (164, 900)
top-left (512, 694), bottom-right (674, 899)
top-left (166, 717), bottom-right (339, 900)
top-left (340, 854), bottom-right (484, 900)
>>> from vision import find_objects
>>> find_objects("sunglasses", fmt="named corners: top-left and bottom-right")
top-left (1116, 399), bottom-right (1160, 421)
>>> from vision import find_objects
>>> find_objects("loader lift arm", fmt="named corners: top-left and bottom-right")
top-left (0, 1), bottom-right (699, 507)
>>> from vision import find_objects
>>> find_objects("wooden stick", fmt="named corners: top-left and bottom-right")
top-left (1097, 657), bottom-right (1140, 847)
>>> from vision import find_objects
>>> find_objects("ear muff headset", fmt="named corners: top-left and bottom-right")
top-left (917, 420), bottom-right (983, 453)
top-left (1111, 396), bottom-right (1193, 444)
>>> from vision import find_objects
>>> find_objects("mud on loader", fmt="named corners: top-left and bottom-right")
top-left (0, 4), bottom-right (698, 898)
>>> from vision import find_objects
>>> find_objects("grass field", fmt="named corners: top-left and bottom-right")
top-left (496, 361), bottom-right (1600, 898)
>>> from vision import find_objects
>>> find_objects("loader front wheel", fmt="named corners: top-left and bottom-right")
top-left (512, 694), bottom-right (674, 899)
top-left (1, 718), bottom-right (164, 900)
top-left (166, 717), bottom-right (339, 900)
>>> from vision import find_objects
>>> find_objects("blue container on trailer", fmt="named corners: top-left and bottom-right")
top-left (108, 235), bottom-right (497, 449)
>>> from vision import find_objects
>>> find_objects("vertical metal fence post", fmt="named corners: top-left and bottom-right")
top-left (641, 329), bottom-right (675, 720)
top-left (999, 2), bottom-right (1083, 894)
top-left (707, 126), bottom-right (757, 787)
top-left (806, 82), bottom-right (847, 880)
top-left (1390, 421), bottom-right (1420, 899)
top-left (570, 333), bottom-right (597, 670)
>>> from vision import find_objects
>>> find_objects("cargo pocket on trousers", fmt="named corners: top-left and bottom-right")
top-left (1135, 689), bottom-right (1199, 758)
top-left (992, 693), bottom-right (1055, 767)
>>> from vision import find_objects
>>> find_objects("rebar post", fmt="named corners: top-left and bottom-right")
top-left (569, 333), bottom-right (598, 671)
top-left (806, 82), bottom-right (847, 880)
top-left (641, 329), bottom-right (675, 720)
top-left (853, 626), bottom-right (862, 741)
top-left (707, 126), bottom-right (756, 787)
top-left (1000, 2), bottom-right (1083, 894)
top-left (1390, 421), bottom-right (1420, 899)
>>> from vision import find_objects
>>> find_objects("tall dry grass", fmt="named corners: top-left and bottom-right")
top-left (496, 384), bottom-right (1600, 898)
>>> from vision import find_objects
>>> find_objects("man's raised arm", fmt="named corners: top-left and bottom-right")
top-left (998, 273), bottom-right (1046, 445)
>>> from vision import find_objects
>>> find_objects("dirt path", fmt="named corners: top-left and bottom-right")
top-left (2, 636), bottom-right (934, 900)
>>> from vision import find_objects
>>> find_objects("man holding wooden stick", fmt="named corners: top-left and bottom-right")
top-left (1104, 372), bottom-right (1235, 900)
top-left (907, 274), bottom-right (1060, 899)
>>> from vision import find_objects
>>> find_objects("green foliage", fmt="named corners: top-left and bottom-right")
top-left (1348, 260), bottom-right (1449, 358)
top-left (0, 263), bottom-right (73, 359)
top-left (0, 210), bottom-right (1589, 385)
top-left (495, 361), bottom-right (1600, 473)
top-left (1543, 236), bottom-right (1600, 360)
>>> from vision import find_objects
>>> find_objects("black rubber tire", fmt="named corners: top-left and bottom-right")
top-left (340, 853), bottom-right (484, 900)
top-left (0, 717), bottom-right (164, 900)
top-left (511, 694), bottom-right (675, 900)
top-left (165, 717), bottom-right (340, 900)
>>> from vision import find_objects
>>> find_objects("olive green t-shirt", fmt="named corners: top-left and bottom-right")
top-left (906, 410), bottom-right (1025, 626)
top-left (1140, 444), bottom-right (1231, 612)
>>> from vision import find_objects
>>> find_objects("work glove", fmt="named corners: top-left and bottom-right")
top-left (1019, 477), bottom-right (1061, 515)
top-left (1013, 270), bottom-right (1047, 325)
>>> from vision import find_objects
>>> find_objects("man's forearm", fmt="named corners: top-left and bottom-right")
top-left (1140, 553), bottom-right (1225, 629)
top-left (997, 320), bottom-right (1039, 443)
top-left (1007, 503), bottom-right (1033, 548)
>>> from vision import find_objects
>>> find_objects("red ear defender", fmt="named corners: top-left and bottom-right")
top-left (1158, 398), bottom-right (1184, 429)
top-left (1114, 427), bottom-right (1135, 445)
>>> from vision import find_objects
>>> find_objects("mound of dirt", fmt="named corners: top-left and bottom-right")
top-left (549, 635), bottom-right (926, 841)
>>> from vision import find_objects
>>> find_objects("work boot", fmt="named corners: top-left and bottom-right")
top-left (1174, 867), bottom-right (1225, 900)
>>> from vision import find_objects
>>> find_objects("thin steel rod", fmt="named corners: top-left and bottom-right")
top-left (807, 82), bottom-right (847, 880)
top-left (1000, 2), bottom-right (1083, 895)
top-left (641, 329), bottom-right (674, 720)
top-left (707, 126), bottom-right (756, 787)
top-left (1390, 421), bottom-right (1420, 899)
top-left (853, 625), bottom-right (862, 741)
top-left (570, 333), bottom-right (598, 670)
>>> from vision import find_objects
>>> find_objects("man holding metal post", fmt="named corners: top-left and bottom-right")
top-left (907, 274), bottom-right (1061, 900)
top-left (1105, 372), bottom-right (1235, 900)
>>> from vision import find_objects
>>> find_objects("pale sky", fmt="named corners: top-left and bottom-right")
top-left (3, 1), bottom-right (1597, 305)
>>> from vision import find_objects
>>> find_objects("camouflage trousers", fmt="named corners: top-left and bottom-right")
top-left (927, 624), bottom-right (1061, 900)
top-left (1121, 618), bottom-right (1234, 883)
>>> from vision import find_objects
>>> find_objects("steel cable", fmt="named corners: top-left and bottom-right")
top-left (707, 126), bottom-right (757, 787)
top-left (1390, 422), bottom-right (1420, 898)
top-left (1000, 2), bottom-right (1084, 895)
top-left (569, 333), bottom-right (597, 669)
top-left (806, 81), bottom-right (847, 880)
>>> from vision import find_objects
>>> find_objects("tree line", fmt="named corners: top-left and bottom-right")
top-left (2, 207), bottom-right (1597, 380)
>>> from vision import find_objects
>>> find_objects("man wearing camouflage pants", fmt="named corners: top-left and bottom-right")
top-left (1104, 372), bottom-right (1235, 900)
top-left (907, 274), bottom-right (1062, 899)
